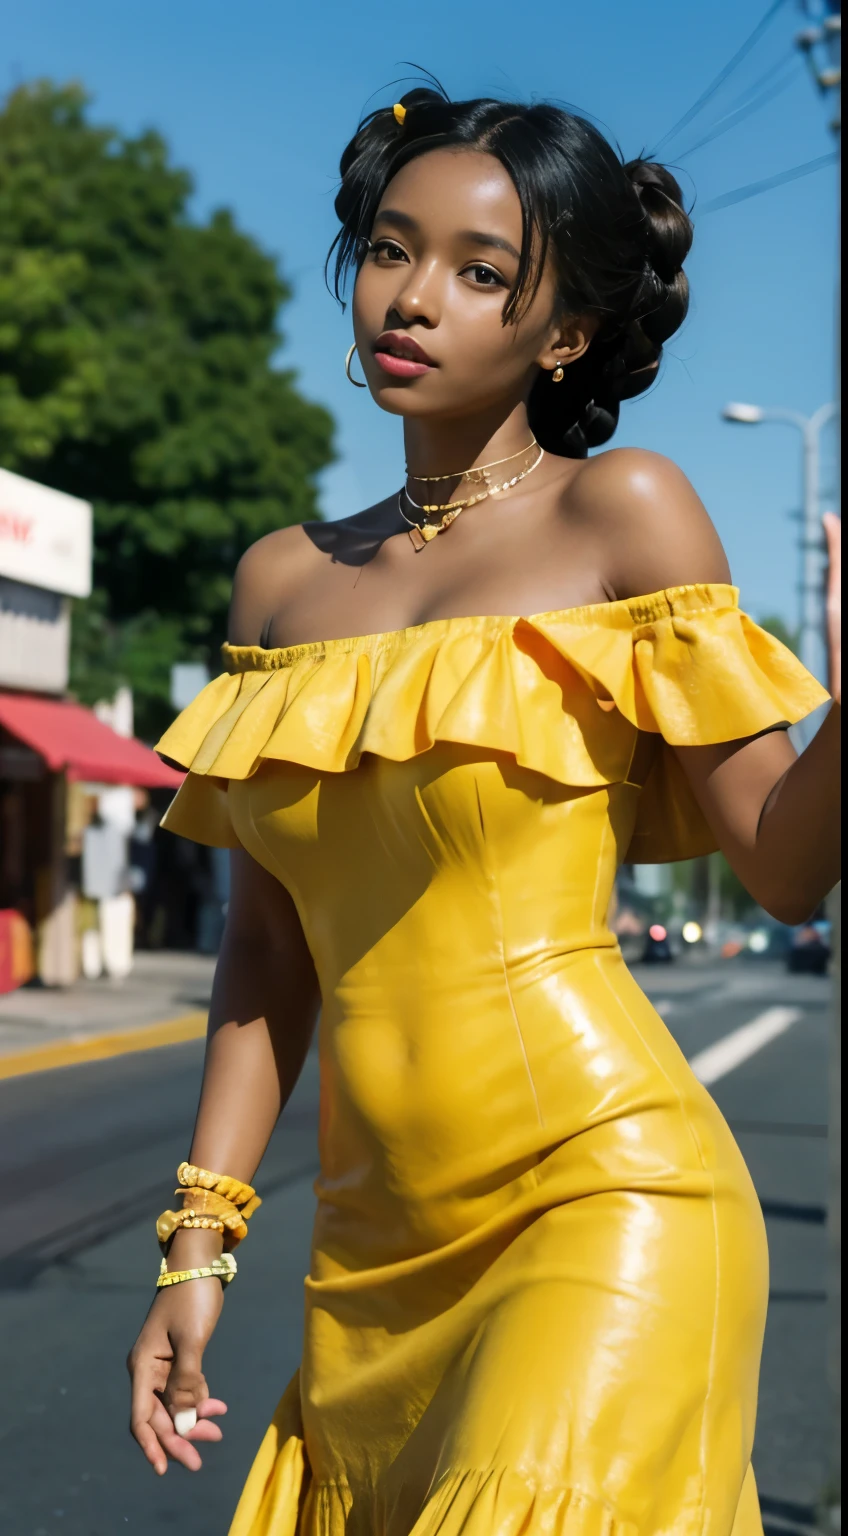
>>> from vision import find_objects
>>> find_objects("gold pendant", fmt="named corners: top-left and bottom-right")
top-left (406, 506), bottom-right (463, 551)
top-left (408, 522), bottom-right (442, 551)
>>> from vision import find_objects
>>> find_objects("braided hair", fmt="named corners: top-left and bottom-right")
top-left (329, 87), bottom-right (693, 458)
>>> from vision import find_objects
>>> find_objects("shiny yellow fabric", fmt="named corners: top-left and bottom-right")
top-left (158, 584), bottom-right (825, 864)
top-left (156, 587), bottom-right (828, 1536)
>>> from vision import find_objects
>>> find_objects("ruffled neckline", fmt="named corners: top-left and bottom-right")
top-left (222, 583), bottom-right (739, 673)
top-left (157, 581), bottom-right (828, 863)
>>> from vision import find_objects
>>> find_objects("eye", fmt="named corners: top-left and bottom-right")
top-left (371, 239), bottom-right (409, 264)
top-left (461, 263), bottom-right (507, 288)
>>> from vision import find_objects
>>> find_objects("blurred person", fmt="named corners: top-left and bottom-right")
top-left (129, 803), bottom-right (158, 945)
top-left (128, 87), bottom-right (840, 1535)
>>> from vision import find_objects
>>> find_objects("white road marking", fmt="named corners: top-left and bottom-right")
top-left (688, 1006), bottom-right (802, 1086)
top-left (652, 999), bottom-right (674, 1017)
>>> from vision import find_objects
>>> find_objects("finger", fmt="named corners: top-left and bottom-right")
top-left (130, 1357), bottom-right (170, 1475)
top-left (822, 514), bottom-right (842, 699)
top-left (185, 1418), bottom-right (223, 1443)
top-left (164, 1344), bottom-right (209, 1415)
top-left (166, 1394), bottom-right (228, 1451)
top-left (131, 1416), bottom-right (169, 1477)
top-left (823, 513), bottom-right (841, 584)
top-left (182, 1400), bottom-right (227, 1443)
top-left (150, 1399), bottom-right (204, 1472)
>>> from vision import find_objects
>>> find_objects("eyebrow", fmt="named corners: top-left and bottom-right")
top-left (374, 208), bottom-right (520, 262)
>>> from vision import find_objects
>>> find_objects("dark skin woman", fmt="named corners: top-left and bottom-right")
top-left (129, 89), bottom-right (840, 1534)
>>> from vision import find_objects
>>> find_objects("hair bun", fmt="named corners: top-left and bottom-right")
top-left (625, 159), bottom-right (693, 283)
top-left (393, 86), bottom-right (447, 116)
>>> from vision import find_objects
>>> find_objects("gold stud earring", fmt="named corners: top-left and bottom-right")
top-left (551, 361), bottom-right (565, 384)
top-left (345, 343), bottom-right (367, 388)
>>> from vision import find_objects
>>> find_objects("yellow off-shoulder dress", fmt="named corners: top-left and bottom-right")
top-left (157, 585), bottom-right (828, 1536)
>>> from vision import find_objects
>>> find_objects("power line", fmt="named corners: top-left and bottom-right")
top-left (699, 150), bottom-right (837, 212)
top-left (722, 47), bottom-right (804, 113)
top-left (652, 0), bottom-right (788, 154)
top-left (677, 55), bottom-right (802, 158)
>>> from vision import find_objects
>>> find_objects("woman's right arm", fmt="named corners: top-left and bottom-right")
top-left (128, 846), bottom-right (319, 1474)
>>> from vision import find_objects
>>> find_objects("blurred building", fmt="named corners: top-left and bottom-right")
top-left (0, 467), bottom-right (182, 991)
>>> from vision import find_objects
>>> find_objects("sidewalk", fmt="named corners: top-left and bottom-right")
top-left (0, 947), bottom-right (758, 1079)
top-left (0, 951), bottom-right (215, 1073)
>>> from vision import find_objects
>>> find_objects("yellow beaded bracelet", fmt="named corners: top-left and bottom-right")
top-left (177, 1213), bottom-right (226, 1233)
top-left (156, 1162), bottom-right (262, 1252)
top-left (177, 1162), bottom-right (262, 1218)
top-left (157, 1253), bottom-right (237, 1289)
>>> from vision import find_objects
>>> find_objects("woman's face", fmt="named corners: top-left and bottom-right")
top-left (352, 148), bottom-right (585, 421)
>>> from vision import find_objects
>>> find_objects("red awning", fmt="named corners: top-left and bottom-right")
top-left (0, 693), bottom-right (184, 789)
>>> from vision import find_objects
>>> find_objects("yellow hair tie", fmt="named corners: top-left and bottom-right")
top-left (393, 103), bottom-right (407, 126)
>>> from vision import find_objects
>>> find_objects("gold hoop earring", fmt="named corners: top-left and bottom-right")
top-left (345, 343), bottom-right (367, 388)
top-left (551, 362), bottom-right (565, 384)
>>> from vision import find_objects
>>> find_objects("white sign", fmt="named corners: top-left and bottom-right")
top-left (82, 823), bottom-right (129, 900)
top-left (0, 468), bottom-right (92, 597)
top-left (171, 663), bottom-right (210, 710)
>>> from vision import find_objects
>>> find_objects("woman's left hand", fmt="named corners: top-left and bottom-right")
top-left (823, 512), bottom-right (841, 703)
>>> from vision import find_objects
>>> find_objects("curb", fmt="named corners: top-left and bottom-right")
top-left (0, 1011), bottom-right (208, 1081)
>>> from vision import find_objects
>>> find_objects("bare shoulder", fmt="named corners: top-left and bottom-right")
top-left (227, 498), bottom-right (398, 646)
top-left (228, 523), bottom-right (317, 646)
top-left (565, 447), bottom-right (731, 599)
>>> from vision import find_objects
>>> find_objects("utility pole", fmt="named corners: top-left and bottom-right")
top-left (796, 2), bottom-right (840, 1523)
top-left (721, 401), bottom-right (837, 685)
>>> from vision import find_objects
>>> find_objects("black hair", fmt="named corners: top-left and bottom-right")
top-left (329, 85), bottom-right (693, 458)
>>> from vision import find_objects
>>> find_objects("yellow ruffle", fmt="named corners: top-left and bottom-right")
top-left (157, 584), bottom-right (828, 863)
top-left (228, 1387), bottom-right (762, 1534)
top-left (408, 1470), bottom-right (640, 1536)
top-left (228, 1374), bottom-right (310, 1536)
top-left (227, 1374), bottom-right (640, 1535)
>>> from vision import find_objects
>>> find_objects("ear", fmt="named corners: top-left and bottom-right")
top-left (537, 313), bottom-right (600, 374)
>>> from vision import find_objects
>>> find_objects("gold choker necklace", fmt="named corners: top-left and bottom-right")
top-left (400, 445), bottom-right (544, 550)
top-left (406, 437), bottom-right (539, 486)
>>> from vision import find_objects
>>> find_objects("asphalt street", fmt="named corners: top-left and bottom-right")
top-left (0, 957), bottom-right (833, 1536)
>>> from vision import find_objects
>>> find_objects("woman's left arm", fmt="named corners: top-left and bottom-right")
top-left (582, 452), bottom-right (841, 927)
top-left (674, 513), bottom-right (841, 926)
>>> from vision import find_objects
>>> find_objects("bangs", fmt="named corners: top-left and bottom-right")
top-left (328, 99), bottom-right (568, 325)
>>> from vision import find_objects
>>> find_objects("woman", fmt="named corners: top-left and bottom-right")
top-left (128, 88), bottom-right (841, 1534)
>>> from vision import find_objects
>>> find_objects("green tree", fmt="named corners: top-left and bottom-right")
top-left (0, 81), bottom-right (334, 735)
top-left (758, 613), bottom-right (799, 655)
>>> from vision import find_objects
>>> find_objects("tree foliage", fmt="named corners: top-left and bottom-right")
top-left (0, 81), bottom-right (334, 734)
top-left (757, 613), bottom-right (798, 656)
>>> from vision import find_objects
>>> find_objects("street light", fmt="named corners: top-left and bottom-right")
top-left (721, 399), bottom-right (839, 681)
top-left (722, 402), bottom-right (767, 425)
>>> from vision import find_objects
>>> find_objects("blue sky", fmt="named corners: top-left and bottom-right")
top-left (3, 0), bottom-right (839, 628)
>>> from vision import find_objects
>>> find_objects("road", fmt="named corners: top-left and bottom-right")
top-left (0, 958), bottom-right (832, 1536)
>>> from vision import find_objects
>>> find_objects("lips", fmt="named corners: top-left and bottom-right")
top-left (373, 332), bottom-right (436, 379)
top-left (374, 332), bottom-right (435, 365)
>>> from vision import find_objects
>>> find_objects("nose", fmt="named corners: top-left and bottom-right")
top-left (387, 257), bottom-right (441, 329)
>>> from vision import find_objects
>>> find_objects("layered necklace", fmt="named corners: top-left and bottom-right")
top-left (399, 438), bottom-right (543, 552)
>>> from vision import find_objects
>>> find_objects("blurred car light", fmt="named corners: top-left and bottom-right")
top-left (681, 921), bottom-right (702, 944)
